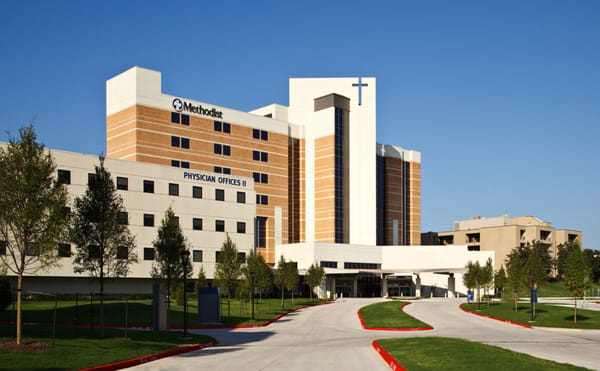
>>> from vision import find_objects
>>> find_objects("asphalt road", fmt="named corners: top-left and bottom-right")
top-left (130, 298), bottom-right (600, 371)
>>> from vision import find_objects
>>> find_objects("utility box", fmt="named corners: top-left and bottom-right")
top-left (197, 287), bottom-right (221, 324)
top-left (152, 283), bottom-right (168, 331)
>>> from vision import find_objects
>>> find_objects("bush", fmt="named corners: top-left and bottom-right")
top-left (0, 276), bottom-right (12, 310)
top-left (173, 284), bottom-right (184, 306)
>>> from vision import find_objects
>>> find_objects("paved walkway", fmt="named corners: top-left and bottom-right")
top-left (130, 298), bottom-right (600, 370)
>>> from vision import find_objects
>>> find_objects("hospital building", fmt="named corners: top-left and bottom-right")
top-left (4, 66), bottom-right (493, 297)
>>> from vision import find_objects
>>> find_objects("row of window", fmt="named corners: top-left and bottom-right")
top-left (253, 172), bottom-right (269, 184)
top-left (319, 261), bottom-right (381, 270)
top-left (214, 143), bottom-right (231, 156)
top-left (141, 214), bottom-right (247, 233)
top-left (0, 241), bottom-right (130, 260)
top-left (143, 248), bottom-right (246, 263)
top-left (214, 166), bottom-right (231, 174)
top-left (171, 160), bottom-right (190, 168)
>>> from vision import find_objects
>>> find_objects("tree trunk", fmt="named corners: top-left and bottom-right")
top-left (16, 273), bottom-right (23, 345)
top-left (280, 285), bottom-right (284, 309)
top-left (100, 266), bottom-right (104, 338)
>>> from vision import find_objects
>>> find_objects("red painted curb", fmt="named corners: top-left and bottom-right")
top-left (357, 302), bottom-right (433, 332)
top-left (79, 340), bottom-right (218, 371)
top-left (459, 304), bottom-right (532, 329)
top-left (372, 340), bottom-right (407, 371)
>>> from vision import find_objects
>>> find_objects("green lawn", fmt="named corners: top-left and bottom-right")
top-left (376, 337), bottom-right (590, 371)
top-left (359, 301), bottom-right (431, 329)
top-left (0, 325), bottom-right (213, 371)
top-left (462, 301), bottom-right (600, 329)
top-left (498, 280), bottom-right (600, 299)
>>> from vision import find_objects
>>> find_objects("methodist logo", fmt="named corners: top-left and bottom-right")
top-left (172, 98), bottom-right (183, 112)
top-left (172, 98), bottom-right (223, 119)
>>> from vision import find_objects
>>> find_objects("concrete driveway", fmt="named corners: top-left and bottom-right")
top-left (129, 298), bottom-right (600, 371)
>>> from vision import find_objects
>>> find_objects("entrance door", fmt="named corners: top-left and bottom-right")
top-left (357, 275), bottom-right (382, 297)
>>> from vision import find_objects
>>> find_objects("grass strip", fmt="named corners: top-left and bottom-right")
top-left (461, 301), bottom-right (600, 329)
top-left (375, 337), bottom-right (590, 371)
top-left (0, 325), bottom-right (213, 371)
top-left (358, 301), bottom-right (431, 329)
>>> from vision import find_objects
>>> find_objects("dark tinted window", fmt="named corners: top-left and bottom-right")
top-left (143, 180), bottom-right (154, 193)
top-left (171, 112), bottom-right (180, 123)
top-left (193, 250), bottom-right (203, 262)
top-left (57, 169), bottom-right (71, 185)
top-left (169, 183), bottom-right (179, 196)
top-left (216, 189), bottom-right (225, 201)
top-left (171, 136), bottom-right (180, 147)
top-left (144, 213), bottom-right (154, 227)
top-left (193, 218), bottom-right (203, 230)
top-left (237, 222), bottom-right (246, 234)
top-left (181, 114), bottom-right (190, 125)
top-left (144, 247), bottom-right (155, 260)
top-left (58, 243), bottom-right (71, 258)
top-left (181, 138), bottom-right (190, 149)
top-left (193, 186), bottom-right (202, 199)
top-left (116, 176), bottom-right (128, 190)
top-left (237, 191), bottom-right (246, 203)
top-left (216, 220), bottom-right (225, 232)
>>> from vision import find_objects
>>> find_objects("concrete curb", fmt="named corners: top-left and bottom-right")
top-left (372, 340), bottom-right (407, 371)
top-left (79, 339), bottom-right (218, 371)
top-left (459, 304), bottom-right (533, 329)
top-left (358, 302), bottom-right (433, 331)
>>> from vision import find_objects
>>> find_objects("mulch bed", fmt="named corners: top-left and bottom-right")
top-left (0, 341), bottom-right (50, 352)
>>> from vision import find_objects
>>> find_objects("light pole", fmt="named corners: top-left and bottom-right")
top-left (181, 249), bottom-right (190, 338)
top-left (250, 270), bottom-right (255, 321)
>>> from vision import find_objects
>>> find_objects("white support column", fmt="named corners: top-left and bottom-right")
top-left (382, 275), bottom-right (388, 297)
top-left (415, 274), bottom-right (421, 297)
top-left (448, 274), bottom-right (456, 298)
top-left (353, 277), bottom-right (358, 298)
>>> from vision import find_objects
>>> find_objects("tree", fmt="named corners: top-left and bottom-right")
top-left (482, 258), bottom-right (494, 307)
top-left (583, 249), bottom-right (600, 284)
top-left (0, 125), bottom-right (70, 344)
top-left (523, 249), bottom-right (546, 320)
top-left (285, 259), bottom-right (299, 304)
top-left (506, 254), bottom-right (524, 311)
top-left (71, 156), bottom-right (137, 336)
top-left (463, 259), bottom-right (493, 309)
top-left (306, 263), bottom-right (325, 300)
top-left (195, 265), bottom-right (208, 291)
top-left (494, 266), bottom-right (507, 298)
top-left (564, 242), bottom-right (591, 323)
top-left (214, 234), bottom-right (242, 298)
top-left (151, 207), bottom-right (191, 308)
top-left (244, 250), bottom-right (272, 302)
top-left (275, 255), bottom-right (287, 308)
top-left (556, 241), bottom-right (580, 279)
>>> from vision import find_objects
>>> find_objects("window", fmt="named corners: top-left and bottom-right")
top-left (223, 167), bottom-right (231, 174)
top-left (143, 180), bottom-right (154, 193)
top-left (237, 191), bottom-right (246, 204)
top-left (214, 166), bottom-right (222, 173)
top-left (193, 250), bottom-right (203, 262)
top-left (181, 138), bottom-right (190, 149)
top-left (237, 221), bottom-right (246, 234)
top-left (214, 143), bottom-right (230, 156)
top-left (223, 122), bottom-right (231, 133)
top-left (56, 243), bottom-right (70, 257)
top-left (25, 242), bottom-right (39, 256)
top-left (181, 114), bottom-right (190, 125)
top-left (214, 143), bottom-right (222, 154)
top-left (237, 252), bottom-right (246, 263)
top-left (468, 245), bottom-right (481, 251)
top-left (181, 161), bottom-right (190, 169)
top-left (169, 183), bottom-right (179, 196)
top-left (193, 186), bottom-right (202, 199)
top-left (261, 152), bottom-right (268, 162)
top-left (88, 245), bottom-right (100, 259)
top-left (0, 240), bottom-right (6, 255)
top-left (171, 160), bottom-right (180, 167)
top-left (214, 121), bottom-right (222, 131)
top-left (171, 112), bottom-right (180, 123)
top-left (172, 136), bottom-right (190, 149)
top-left (260, 195), bottom-right (269, 205)
top-left (540, 230), bottom-right (551, 241)
top-left (144, 247), bottom-right (155, 261)
top-left (320, 261), bottom-right (337, 268)
top-left (118, 212), bottom-right (128, 225)
top-left (223, 145), bottom-right (231, 156)
top-left (216, 220), bottom-right (225, 232)
top-left (57, 169), bottom-right (71, 185)
top-left (252, 129), bottom-right (260, 139)
top-left (193, 218), bottom-right (203, 230)
top-left (255, 216), bottom-right (267, 248)
top-left (116, 176), bottom-right (128, 190)
top-left (253, 172), bottom-right (268, 183)
top-left (144, 213), bottom-right (154, 227)
top-left (216, 189), bottom-right (225, 201)
top-left (88, 173), bottom-right (98, 186)
top-left (117, 246), bottom-right (128, 260)
top-left (252, 129), bottom-right (268, 140)
top-left (253, 150), bottom-right (260, 161)
top-left (344, 262), bottom-right (380, 270)
top-left (215, 251), bottom-right (221, 262)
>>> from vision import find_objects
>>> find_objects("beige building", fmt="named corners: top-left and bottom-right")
top-left (437, 215), bottom-right (581, 271)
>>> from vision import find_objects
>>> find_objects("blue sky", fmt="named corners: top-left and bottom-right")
top-left (1, 1), bottom-right (599, 250)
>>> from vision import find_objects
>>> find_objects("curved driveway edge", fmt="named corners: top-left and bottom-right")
top-left (458, 303), bottom-right (533, 329)
top-left (358, 302), bottom-right (433, 331)
top-left (80, 340), bottom-right (218, 371)
top-left (372, 340), bottom-right (406, 371)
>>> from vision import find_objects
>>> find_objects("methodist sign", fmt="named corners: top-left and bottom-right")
top-left (172, 98), bottom-right (223, 119)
